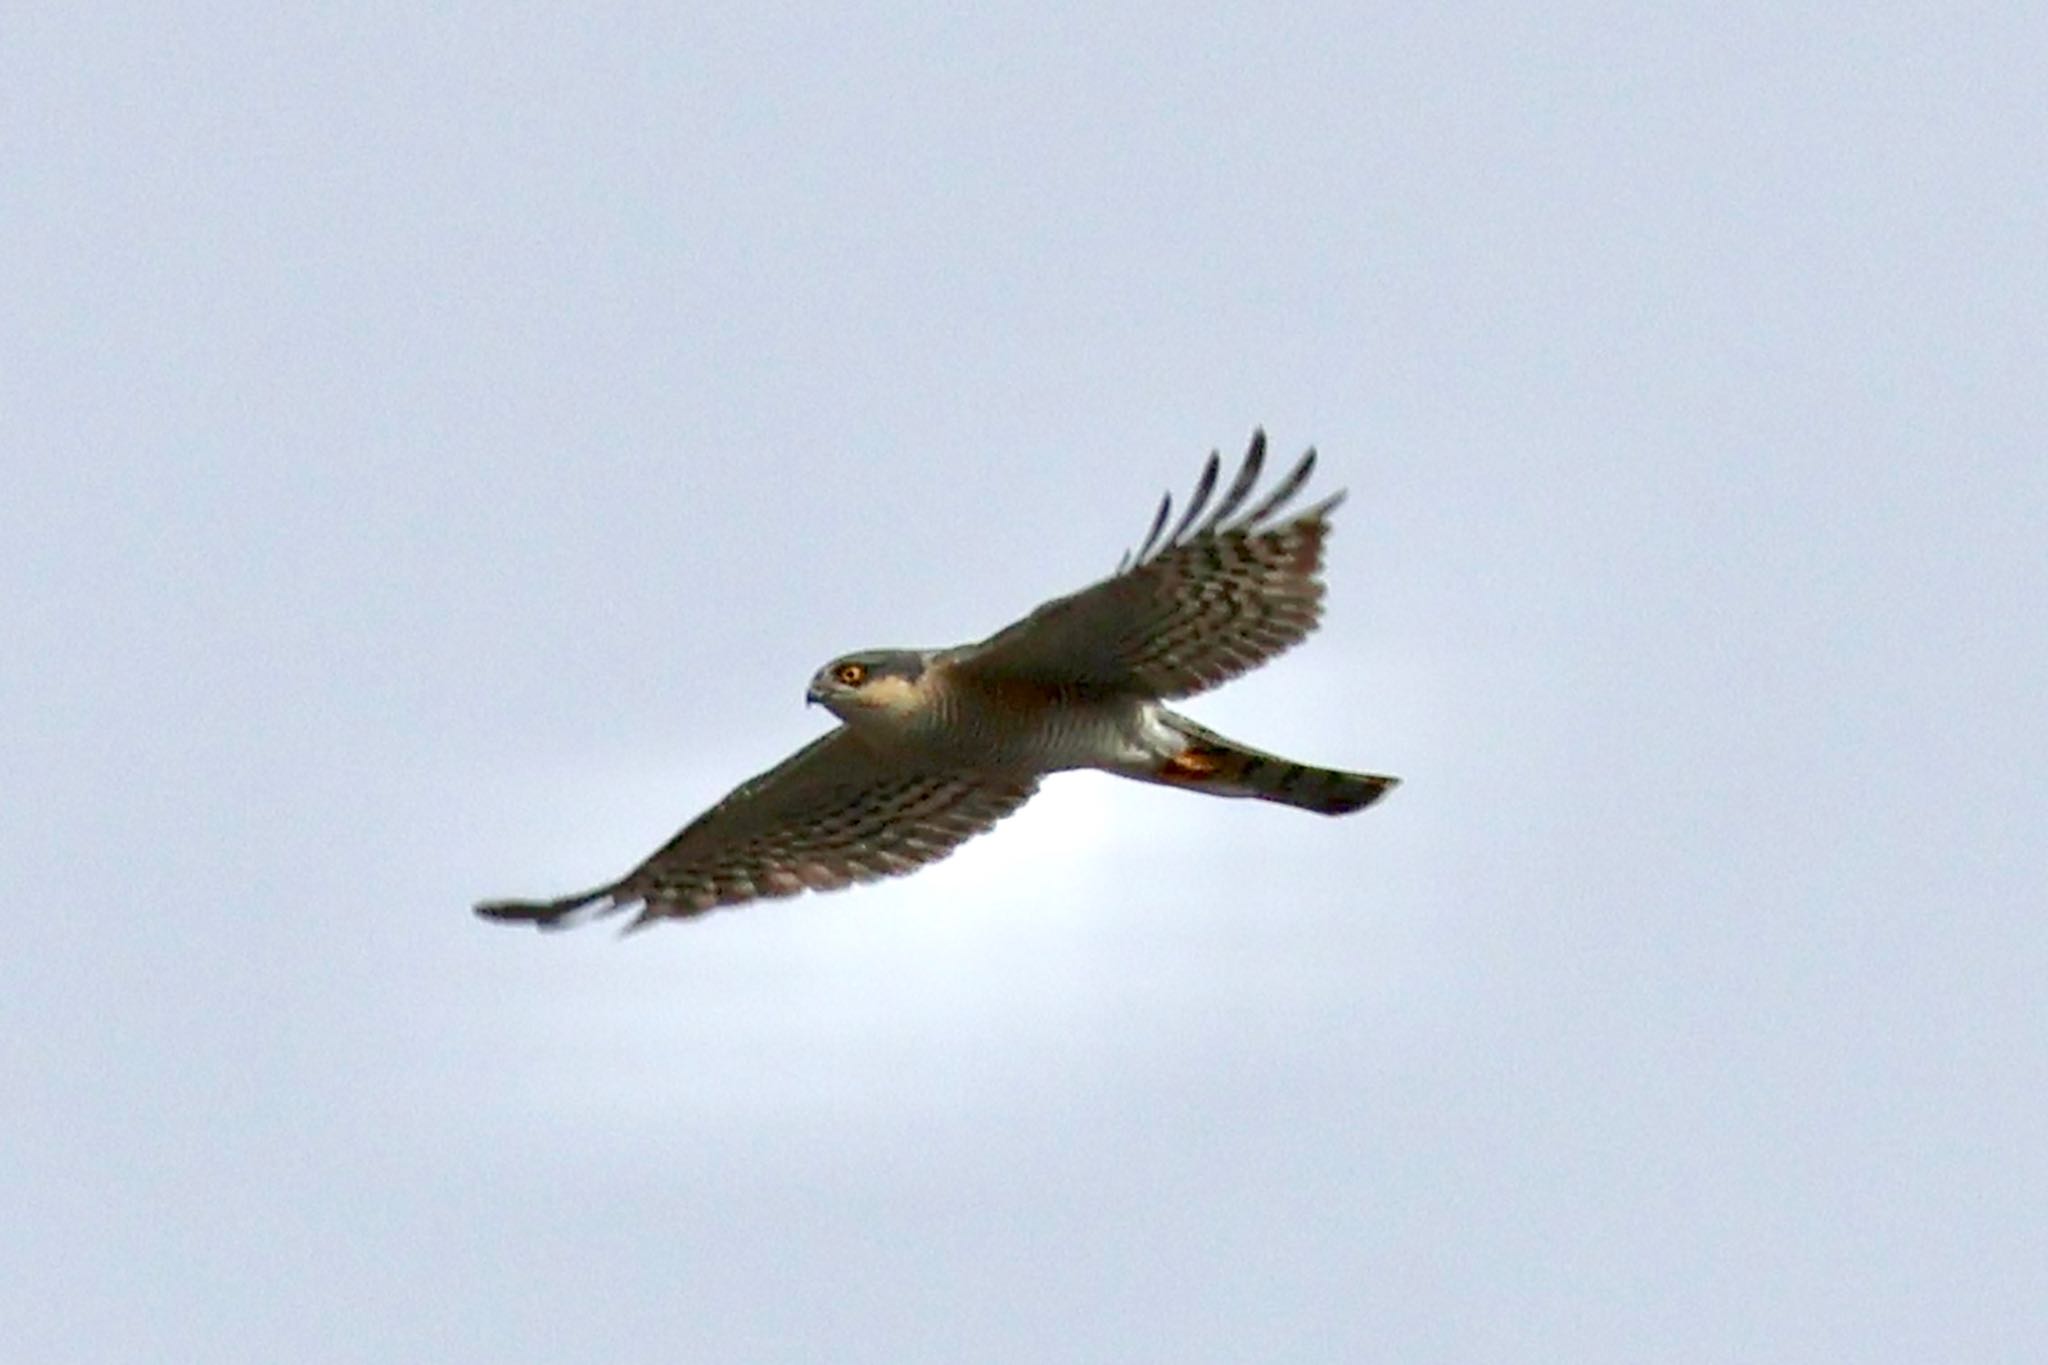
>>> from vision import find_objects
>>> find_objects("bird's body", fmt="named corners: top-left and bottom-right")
top-left (827, 657), bottom-right (1174, 774)
top-left (477, 432), bottom-right (1399, 931)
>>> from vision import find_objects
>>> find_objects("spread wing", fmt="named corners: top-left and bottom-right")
top-left (474, 728), bottom-right (1039, 930)
top-left (950, 430), bottom-right (1342, 700)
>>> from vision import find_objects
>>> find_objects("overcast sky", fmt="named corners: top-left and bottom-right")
top-left (5, 4), bottom-right (2043, 1361)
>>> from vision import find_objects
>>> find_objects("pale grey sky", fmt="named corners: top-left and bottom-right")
top-left (5, 4), bottom-right (2043, 1361)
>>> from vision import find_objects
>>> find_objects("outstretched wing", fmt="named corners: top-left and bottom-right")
top-left (950, 430), bottom-right (1342, 700)
top-left (475, 728), bottom-right (1038, 930)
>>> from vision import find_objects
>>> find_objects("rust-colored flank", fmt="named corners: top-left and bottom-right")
top-left (1159, 747), bottom-right (1223, 780)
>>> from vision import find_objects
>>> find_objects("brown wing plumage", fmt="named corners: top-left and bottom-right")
top-left (474, 729), bottom-right (1039, 930)
top-left (951, 430), bottom-right (1341, 700)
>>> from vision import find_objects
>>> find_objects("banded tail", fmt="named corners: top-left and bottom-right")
top-left (1150, 713), bottom-right (1398, 816)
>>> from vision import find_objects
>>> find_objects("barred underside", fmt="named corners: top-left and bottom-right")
top-left (473, 729), bottom-right (1039, 930)
top-left (621, 766), bottom-right (1037, 925)
top-left (1097, 518), bottom-right (1330, 697)
top-left (952, 430), bottom-right (1342, 700)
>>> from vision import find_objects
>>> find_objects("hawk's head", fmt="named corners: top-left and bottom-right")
top-left (805, 650), bottom-right (931, 724)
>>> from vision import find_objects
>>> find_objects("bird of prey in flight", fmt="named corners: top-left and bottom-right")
top-left (476, 431), bottom-right (1398, 931)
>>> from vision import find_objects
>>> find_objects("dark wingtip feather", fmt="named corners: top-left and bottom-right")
top-left (474, 884), bottom-right (621, 931)
top-left (1234, 445), bottom-right (1319, 528)
top-left (1122, 489), bottom-right (1175, 573)
top-left (1161, 450), bottom-right (1222, 550)
top-left (1122, 431), bottom-right (1336, 572)
top-left (1197, 430), bottom-right (1268, 537)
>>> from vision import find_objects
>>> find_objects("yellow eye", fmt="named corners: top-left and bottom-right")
top-left (834, 662), bottom-right (867, 687)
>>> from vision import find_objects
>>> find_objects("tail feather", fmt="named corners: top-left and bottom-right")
top-left (1152, 715), bottom-right (1398, 816)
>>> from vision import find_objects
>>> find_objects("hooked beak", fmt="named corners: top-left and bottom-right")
top-left (805, 680), bottom-right (826, 706)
